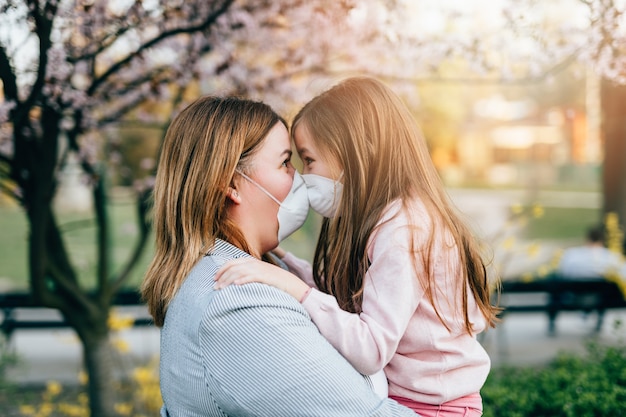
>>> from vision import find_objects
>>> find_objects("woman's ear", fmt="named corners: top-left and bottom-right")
top-left (226, 187), bottom-right (241, 204)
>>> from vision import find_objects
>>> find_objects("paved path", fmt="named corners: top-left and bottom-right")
top-left (4, 323), bottom-right (160, 385)
top-left (485, 310), bottom-right (626, 367)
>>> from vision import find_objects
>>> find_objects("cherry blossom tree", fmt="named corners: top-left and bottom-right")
top-left (0, 0), bottom-right (385, 415)
top-left (1, 0), bottom-right (626, 415)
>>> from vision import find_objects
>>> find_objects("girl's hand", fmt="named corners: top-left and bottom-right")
top-left (214, 258), bottom-right (311, 302)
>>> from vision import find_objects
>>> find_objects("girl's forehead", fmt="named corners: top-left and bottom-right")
top-left (293, 124), bottom-right (317, 149)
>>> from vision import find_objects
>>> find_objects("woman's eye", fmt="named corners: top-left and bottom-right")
top-left (304, 157), bottom-right (314, 166)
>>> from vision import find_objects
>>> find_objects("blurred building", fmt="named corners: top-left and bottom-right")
top-left (449, 83), bottom-right (602, 189)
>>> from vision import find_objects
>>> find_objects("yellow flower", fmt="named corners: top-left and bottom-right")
top-left (57, 403), bottom-right (88, 417)
top-left (537, 265), bottom-right (550, 277)
top-left (550, 249), bottom-right (564, 269)
top-left (111, 338), bottom-right (130, 353)
top-left (133, 367), bottom-right (155, 384)
top-left (133, 364), bottom-right (163, 413)
top-left (108, 313), bottom-right (135, 331)
top-left (526, 242), bottom-right (540, 258)
top-left (19, 405), bottom-right (36, 416)
top-left (502, 236), bottom-right (515, 250)
top-left (46, 381), bottom-right (62, 397)
top-left (114, 403), bottom-right (133, 416)
top-left (605, 212), bottom-right (619, 228)
top-left (37, 403), bottom-right (54, 417)
top-left (521, 272), bottom-right (534, 282)
top-left (532, 204), bottom-right (544, 218)
top-left (77, 370), bottom-right (88, 385)
top-left (510, 203), bottom-right (523, 215)
top-left (604, 212), bottom-right (624, 255)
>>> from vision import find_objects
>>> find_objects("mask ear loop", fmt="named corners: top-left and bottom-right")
top-left (337, 171), bottom-right (345, 185)
top-left (235, 170), bottom-right (282, 206)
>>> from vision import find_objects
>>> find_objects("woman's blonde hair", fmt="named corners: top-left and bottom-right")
top-left (292, 77), bottom-right (499, 333)
top-left (142, 96), bottom-right (285, 327)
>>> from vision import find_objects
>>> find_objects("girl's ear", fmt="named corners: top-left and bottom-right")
top-left (226, 187), bottom-right (241, 204)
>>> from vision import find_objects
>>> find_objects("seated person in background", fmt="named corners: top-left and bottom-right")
top-left (557, 226), bottom-right (625, 280)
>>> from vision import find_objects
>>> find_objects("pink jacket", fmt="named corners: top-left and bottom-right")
top-left (282, 198), bottom-right (491, 405)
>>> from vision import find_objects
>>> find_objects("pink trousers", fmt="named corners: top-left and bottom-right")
top-left (389, 393), bottom-right (482, 417)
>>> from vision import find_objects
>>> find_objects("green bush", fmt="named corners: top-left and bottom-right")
top-left (483, 335), bottom-right (626, 417)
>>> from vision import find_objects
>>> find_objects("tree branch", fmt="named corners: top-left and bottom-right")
top-left (23, 0), bottom-right (57, 115)
top-left (95, 67), bottom-right (177, 126)
top-left (68, 17), bottom-right (139, 64)
top-left (93, 172), bottom-right (112, 304)
top-left (45, 259), bottom-right (94, 313)
top-left (97, 98), bottom-right (152, 129)
top-left (88, 0), bottom-right (234, 95)
top-left (362, 53), bottom-right (581, 86)
top-left (112, 189), bottom-right (152, 292)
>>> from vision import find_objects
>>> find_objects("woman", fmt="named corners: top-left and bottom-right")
top-left (215, 77), bottom-right (500, 416)
top-left (141, 95), bottom-right (414, 417)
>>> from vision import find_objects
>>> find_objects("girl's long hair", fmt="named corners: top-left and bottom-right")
top-left (141, 96), bottom-right (284, 327)
top-left (292, 77), bottom-right (499, 333)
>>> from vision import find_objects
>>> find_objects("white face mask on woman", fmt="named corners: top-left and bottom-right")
top-left (237, 170), bottom-right (310, 241)
top-left (301, 174), bottom-right (343, 218)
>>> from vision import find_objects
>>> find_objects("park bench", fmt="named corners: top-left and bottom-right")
top-left (496, 274), bottom-right (626, 335)
top-left (0, 289), bottom-right (153, 340)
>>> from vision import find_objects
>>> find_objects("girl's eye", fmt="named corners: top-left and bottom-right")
top-left (282, 158), bottom-right (292, 168)
top-left (304, 157), bottom-right (314, 166)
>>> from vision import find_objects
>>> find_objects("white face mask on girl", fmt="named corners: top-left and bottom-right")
top-left (301, 174), bottom-right (343, 218)
top-left (237, 170), bottom-right (310, 242)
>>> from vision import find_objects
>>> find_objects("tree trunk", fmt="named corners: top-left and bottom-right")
top-left (27, 192), bottom-right (120, 417)
top-left (600, 79), bottom-right (626, 254)
top-left (77, 319), bottom-right (119, 417)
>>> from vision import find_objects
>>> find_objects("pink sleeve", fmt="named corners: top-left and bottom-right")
top-left (301, 203), bottom-right (426, 376)
top-left (281, 252), bottom-right (317, 288)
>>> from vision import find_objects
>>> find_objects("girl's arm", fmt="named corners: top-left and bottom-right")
top-left (215, 258), bottom-right (312, 302)
top-left (279, 251), bottom-right (316, 288)
top-left (273, 246), bottom-right (316, 287)
top-left (301, 206), bottom-right (427, 375)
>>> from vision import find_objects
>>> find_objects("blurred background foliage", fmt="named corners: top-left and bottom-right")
top-left (0, 65), bottom-right (606, 289)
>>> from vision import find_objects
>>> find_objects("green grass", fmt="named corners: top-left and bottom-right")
top-left (0, 201), bottom-right (155, 291)
top-left (0, 198), bottom-right (321, 291)
top-left (523, 206), bottom-right (601, 240)
top-left (0, 199), bottom-right (600, 291)
top-left (0, 205), bottom-right (29, 289)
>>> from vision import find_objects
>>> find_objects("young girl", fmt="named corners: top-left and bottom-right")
top-left (215, 77), bottom-right (500, 416)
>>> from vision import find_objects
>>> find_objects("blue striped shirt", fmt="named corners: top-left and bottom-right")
top-left (159, 239), bottom-right (415, 416)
